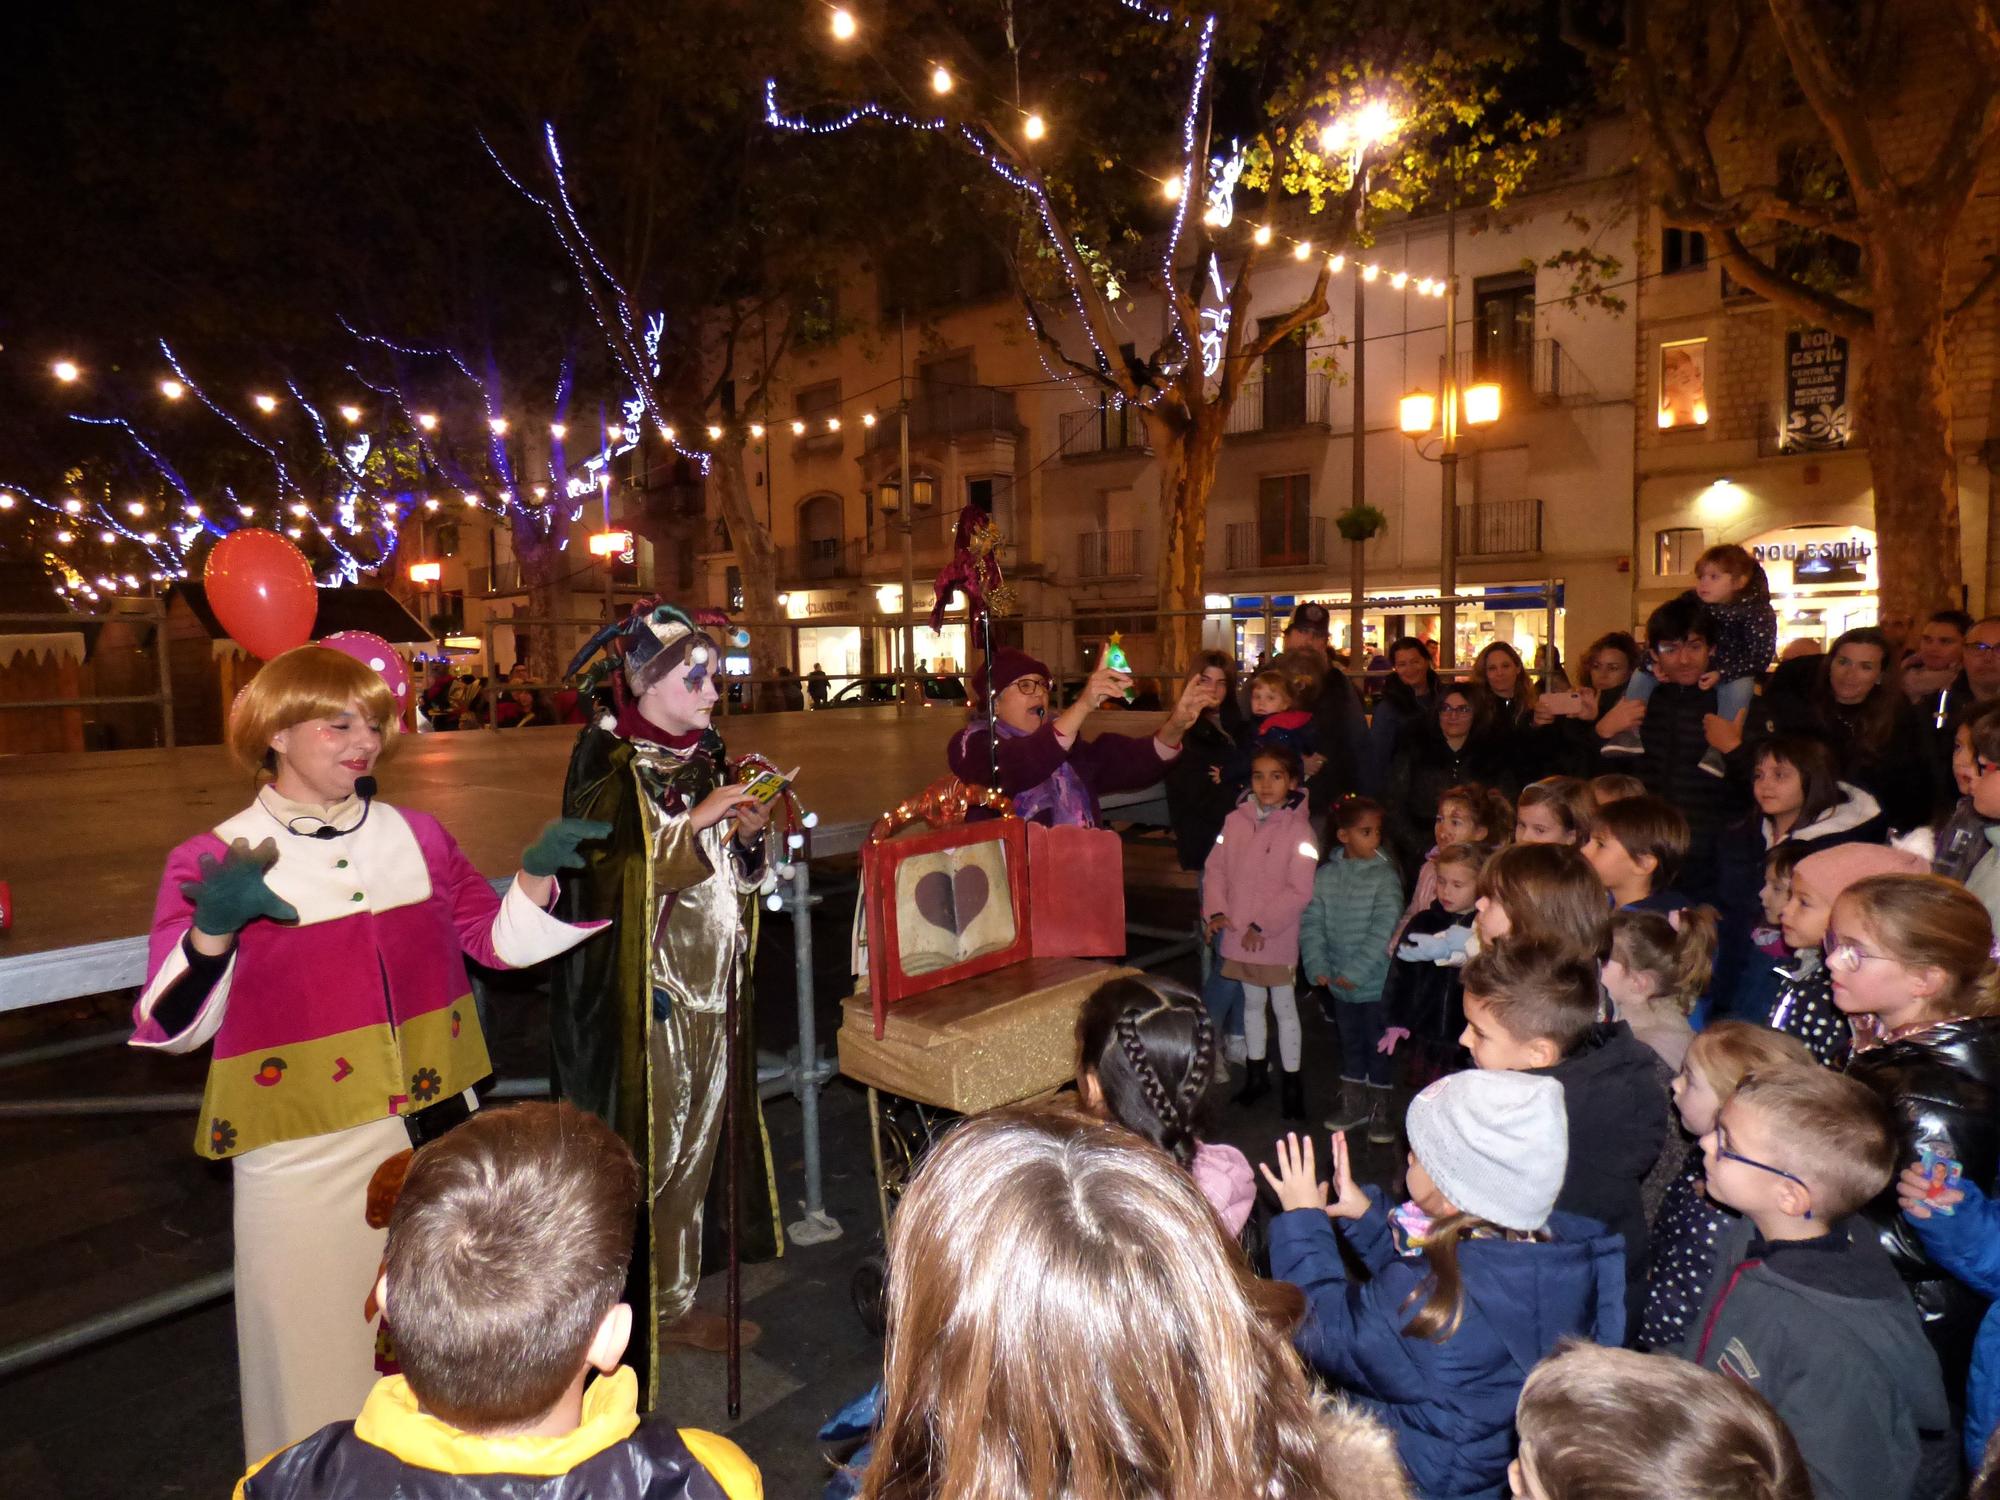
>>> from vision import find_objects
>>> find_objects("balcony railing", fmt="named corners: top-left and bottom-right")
top-left (1224, 372), bottom-right (1334, 437)
top-left (1077, 529), bottom-right (1143, 579)
top-left (1224, 516), bottom-right (1329, 571)
top-left (1058, 403), bottom-right (1150, 459)
top-left (1455, 499), bottom-right (1543, 557)
top-left (779, 537), bottom-right (862, 583)
top-left (863, 385), bottom-right (1019, 454)
top-left (1530, 338), bottom-right (1596, 404)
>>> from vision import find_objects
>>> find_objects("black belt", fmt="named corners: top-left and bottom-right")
top-left (403, 1085), bottom-right (478, 1147)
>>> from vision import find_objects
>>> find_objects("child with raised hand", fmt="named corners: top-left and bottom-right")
top-left (1458, 940), bottom-right (1667, 1316)
top-left (1772, 841), bottom-right (1929, 1064)
top-left (1640, 1022), bottom-right (1815, 1353)
top-left (860, 1106), bottom-right (1412, 1500)
top-left (1263, 1071), bottom-right (1625, 1500)
top-left (1378, 842), bottom-right (1487, 1091)
top-left (1073, 975), bottom-right (1251, 1236)
top-left (1602, 906), bottom-right (1718, 1075)
top-left (1514, 776), bottom-right (1594, 847)
top-left (1471, 842), bottom-right (1612, 965)
top-left (1580, 794), bottom-right (1692, 915)
top-left (1303, 796), bottom-right (1405, 1142)
top-left (1205, 743), bottom-right (1320, 1120)
top-left (1828, 872), bottom-right (2000, 1406)
top-left (1604, 544), bottom-right (1776, 776)
top-left (1511, 1342), bottom-right (1813, 1500)
top-left (234, 1102), bottom-right (760, 1500)
top-left (1682, 1066), bottom-right (1952, 1500)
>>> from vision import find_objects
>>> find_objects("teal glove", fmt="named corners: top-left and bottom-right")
top-left (179, 837), bottom-right (299, 937)
top-left (522, 818), bottom-right (612, 877)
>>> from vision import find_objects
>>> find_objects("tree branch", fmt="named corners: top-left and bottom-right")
top-left (1717, 228), bottom-right (1873, 341)
top-left (1950, 253), bottom-right (2000, 324)
top-left (1763, 0), bottom-right (1890, 196)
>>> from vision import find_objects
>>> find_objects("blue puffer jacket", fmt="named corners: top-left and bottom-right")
top-left (1271, 1189), bottom-right (1625, 1500)
top-left (1906, 1173), bottom-right (2000, 1469)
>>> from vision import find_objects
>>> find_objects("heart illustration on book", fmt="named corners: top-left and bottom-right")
top-left (914, 864), bottom-right (990, 934)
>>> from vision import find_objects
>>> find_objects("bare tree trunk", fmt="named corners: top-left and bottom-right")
top-left (709, 442), bottom-right (787, 711)
top-left (1153, 410), bottom-right (1224, 676)
top-left (1860, 239), bottom-right (1963, 620)
top-left (511, 518), bottom-right (567, 683)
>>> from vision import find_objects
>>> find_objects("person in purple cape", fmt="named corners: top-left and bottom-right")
top-left (947, 646), bottom-right (1216, 826)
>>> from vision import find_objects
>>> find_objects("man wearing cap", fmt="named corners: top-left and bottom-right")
top-left (1277, 601), bottom-right (1369, 813)
top-left (549, 602), bottom-right (783, 1398)
top-left (948, 647), bottom-right (1217, 825)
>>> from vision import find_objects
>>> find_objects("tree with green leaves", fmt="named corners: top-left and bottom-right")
top-left (766, 0), bottom-right (1565, 669)
top-left (1568, 0), bottom-right (2000, 619)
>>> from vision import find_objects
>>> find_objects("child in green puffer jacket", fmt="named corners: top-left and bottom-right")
top-left (1303, 796), bottom-right (1405, 1142)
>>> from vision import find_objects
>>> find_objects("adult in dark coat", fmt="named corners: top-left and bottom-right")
top-left (1591, 598), bottom-right (1771, 906)
top-left (1384, 684), bottom-right (1514, 881)
top-left (1163, 650), bottom-right (1248, 870)
top-left (1524, 631), bottom-right (1639, 781)
top-left (1765, 626), bottom-right (1937, 832)
top-left (1361, 636), bottom-right (1439, 796)
top-left (1275, 601), bottom-right (1368, 814)
top-left (948, 647), bottom-right (1213, 825)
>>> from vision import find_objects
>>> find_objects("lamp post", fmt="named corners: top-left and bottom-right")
top-left (1321, 100), bottom-right (1402, 663)
top-left (1399, 369), bottom-right (1502, 669)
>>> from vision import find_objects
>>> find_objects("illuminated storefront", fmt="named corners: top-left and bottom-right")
top-left (1219, 585), bottom-right (1566, 672)
top-left (1745, 523), bottom-right (1879, 649)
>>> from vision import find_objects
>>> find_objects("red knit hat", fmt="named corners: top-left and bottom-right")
top-left (971, 647), bottom-right (1052, 705)
top-left (1794, 842), bottom-right (1929, 905)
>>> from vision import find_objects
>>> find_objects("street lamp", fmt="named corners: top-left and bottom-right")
top-left (1400, 374), bottom-right (1504, 664)
top-left (1323, 97), bottom-right (1402, 663)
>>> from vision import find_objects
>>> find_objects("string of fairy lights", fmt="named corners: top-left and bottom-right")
top-left (11, 0), bottom-right (1457, 610)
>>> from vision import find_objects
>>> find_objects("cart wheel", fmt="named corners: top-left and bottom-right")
top-left (851, 1253), bottom-right (888, 1336)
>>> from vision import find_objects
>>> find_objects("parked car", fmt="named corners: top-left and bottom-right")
top-left (822, 674), bottom-right (968, 709)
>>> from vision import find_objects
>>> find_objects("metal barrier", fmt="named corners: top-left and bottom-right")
top-left (0, 603), bottom-right (177, 747)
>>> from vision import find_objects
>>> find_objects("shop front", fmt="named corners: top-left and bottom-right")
top-left (1220, 584), bottom-right (1565, 675)
top-left (1745, 523), bottom-right (1879, 651)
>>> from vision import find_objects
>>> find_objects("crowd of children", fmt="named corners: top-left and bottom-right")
top-left (233, 598), bottom-right (2000, 1500)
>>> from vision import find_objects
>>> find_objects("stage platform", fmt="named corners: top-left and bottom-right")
top-left (0, 706), bottom-right (1170, 1008)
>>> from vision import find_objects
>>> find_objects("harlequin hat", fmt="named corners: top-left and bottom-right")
top-left (563, 599), bottom-right (720, 697)
top-left (971, 646), bottom-right (1052, 706)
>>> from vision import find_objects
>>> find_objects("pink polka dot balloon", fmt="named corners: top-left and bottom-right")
top-left (319, 630), bottom-right (412, 710)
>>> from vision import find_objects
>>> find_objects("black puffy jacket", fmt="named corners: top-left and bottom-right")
top-left (1383, 722), bottom-right (1512, 883)
top-left (1846, 1015), bottom-right (2000, 1399)
top-left (1631, 682), bottom-right (1771, 904)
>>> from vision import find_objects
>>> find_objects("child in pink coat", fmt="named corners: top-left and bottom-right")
top-left (1205, 744), bottom-right (1320, 1120)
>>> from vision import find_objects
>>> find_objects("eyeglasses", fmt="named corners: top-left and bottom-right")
top-left (1008, 678), bottom-right (1052, 698)
top-left (1969, 642), bottom-right (2000, 656)
top-left (1713, 1129), bottom-right (1814, 1217)
top-left (1653, 639), bottom-right (1705, 657)
top-left (1439, 702), bottom-right (1474, 716)
top-left (1822, 931), bottom-right (1899, 972)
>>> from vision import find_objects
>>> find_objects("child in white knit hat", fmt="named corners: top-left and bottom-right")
top-left (1263, 1071), bottom-right (1626, 1500)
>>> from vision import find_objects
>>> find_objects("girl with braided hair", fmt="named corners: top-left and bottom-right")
top-left (1075, 975), bottom-right (1255, 1236)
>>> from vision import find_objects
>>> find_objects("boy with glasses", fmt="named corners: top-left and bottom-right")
top-left (1681, 1067), bottom-right (1951, 1500)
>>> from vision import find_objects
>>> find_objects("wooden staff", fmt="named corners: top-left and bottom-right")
top-left (726, 906), bottom-right (743, 1419)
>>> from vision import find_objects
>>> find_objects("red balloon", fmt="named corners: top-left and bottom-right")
top-left (205, 529), bottom-right (318, 660)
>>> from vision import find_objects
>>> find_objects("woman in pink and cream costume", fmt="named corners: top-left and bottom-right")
top-left (130, 645), bottom-right (609, 1462)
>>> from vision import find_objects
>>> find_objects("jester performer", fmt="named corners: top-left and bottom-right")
top-left (550, 601), bottom-right (784, 1400)
top-left (131, 645), bottom-right (609, 1462)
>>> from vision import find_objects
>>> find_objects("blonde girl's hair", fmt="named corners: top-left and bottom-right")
top-left (1607, 906), bottom-right (1719, 1015)
top-left (227, 645), bottom-right (399, 778)
top-left (1476, 842), bottom-right (1612, 963)
top-left (1684, 1020), bottom-right (1816, 1101)
top-left (1836, 873), bottom-right (2000, 1021)
top-left (1433, 841), bottom-right (1491, 879)
top-left (1518, 777), bottom-right (1596, 842)
top-left (1439, 782), bottom-right (1515, 848)
top-left (860, 1106), bottom-right (1411, 1500)
top-left (1516, 1340), bottom-right (1812, 1500)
